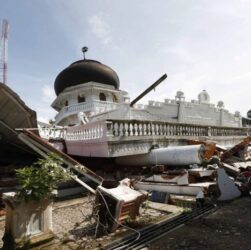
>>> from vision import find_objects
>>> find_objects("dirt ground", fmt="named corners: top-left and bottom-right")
top-left (149, 196), bottom-right (251, 250)
top-left (0, 196), bottom-right (250, 249)
top-left (0, 197), bottom-right (180, 249)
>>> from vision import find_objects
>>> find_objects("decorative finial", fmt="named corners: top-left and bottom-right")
top-left (82, 47), bottom-right (88, 60)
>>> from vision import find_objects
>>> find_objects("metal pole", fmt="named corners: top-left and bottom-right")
top-left (130, 74), bottom-right (167, 107)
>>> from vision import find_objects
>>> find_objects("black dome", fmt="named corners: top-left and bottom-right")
top-left (247, 110), bottom-right (251, 118)
top-left (54, 59), bottom-right (120, 95)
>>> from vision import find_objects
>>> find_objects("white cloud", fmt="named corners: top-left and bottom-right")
top-left (37, 116), bottom-right (51, 124)
top-left (42, 85), bottom-right (56, 103)
top-left (88, 15), bottom-right (112, 45)
top-left (35, 106), bottom-right (57, 124)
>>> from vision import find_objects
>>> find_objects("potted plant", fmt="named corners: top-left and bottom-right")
top-left (2, 153), bottom-right (71, 249)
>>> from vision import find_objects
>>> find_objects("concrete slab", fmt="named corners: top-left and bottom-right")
top-left (217, 168), bottom-right (241, 201)
top-left (147, 201), bottom-right (183, 214)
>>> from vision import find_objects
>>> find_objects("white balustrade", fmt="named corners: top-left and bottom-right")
top-left (106, 120), bottom-right (248, 138)
top-left (65, 121), bottom-right (108, 141)
top-left (38, 127), bottom-right (67, 140)
top-left (55, 100), bottom-right (119, 123)
top-left (42, 118), bottom-right (249, 143)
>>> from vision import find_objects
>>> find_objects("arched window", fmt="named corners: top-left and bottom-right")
top-left (99, 93), bottom-right (106, 101)
top-left (78, 95), bottom-right (86, 103)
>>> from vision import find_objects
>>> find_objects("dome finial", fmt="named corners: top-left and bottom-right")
top-left (82, 47), bottom-right (88, 60)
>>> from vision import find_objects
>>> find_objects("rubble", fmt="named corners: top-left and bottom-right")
top-left (131, 136), bottom-right (251, 207)
top-left (145, 170), bottom-right (189, 185)
top-left (220, 135), bottom-right (251, 161)
top-left (134, 180), bottom-right (215, 197)
top-left (187, 139), bottom-right (216, 160)
top-left (216, 168), bottom-right (241, 201)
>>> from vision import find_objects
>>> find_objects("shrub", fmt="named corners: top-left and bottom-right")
top-left (16, 153), bottom-right (71, 202)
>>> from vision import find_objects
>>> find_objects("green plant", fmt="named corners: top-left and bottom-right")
top-left (16, 153), bottom-right (71, 202)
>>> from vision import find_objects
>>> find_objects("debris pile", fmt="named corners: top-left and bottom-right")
top-left (130, 138), bottom-right (251, 208)
top-left (220, 136), bottom-right (251, 195)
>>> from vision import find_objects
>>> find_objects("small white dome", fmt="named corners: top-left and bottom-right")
top-left (198, 90), bottom-right (210, 103)
top-left (217, 100), bottom-right (224, 109)
top-left (176, 90), bottom-right (184, 98)
top-left (235, 111), bottom-right (241, 117)
top-left (175, 90), bottom-right (185, 102)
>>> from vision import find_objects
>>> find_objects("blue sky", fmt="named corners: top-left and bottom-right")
top-left (1, 0), bottom-right (251, 122)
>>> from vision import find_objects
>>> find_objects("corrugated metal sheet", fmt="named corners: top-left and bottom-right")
top-left (0, 82), bottom-right (37, 155)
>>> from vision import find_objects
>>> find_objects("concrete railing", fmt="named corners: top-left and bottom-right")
top-left (55, 101), bottom-right (119, 123)
top-left (106, 119), bottom-right (249, 138)
top-left (48, 119), bottom-right (250, 142)
top-left (65, 121), bottom-right (110, 141)
top-left (38, 127), bottom-right (67, 140)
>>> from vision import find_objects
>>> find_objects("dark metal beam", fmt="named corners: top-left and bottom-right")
top-left (130, 74), bottom-right (167, 107)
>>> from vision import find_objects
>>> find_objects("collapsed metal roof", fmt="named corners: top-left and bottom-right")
top-left (0, 82), bottom-right (38, 161)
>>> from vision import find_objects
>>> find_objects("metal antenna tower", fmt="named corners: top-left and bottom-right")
top-left (0, 19), bottom-right (9, 84)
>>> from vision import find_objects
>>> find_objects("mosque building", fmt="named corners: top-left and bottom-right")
top-left (51, 48), bottom-right (242, 128)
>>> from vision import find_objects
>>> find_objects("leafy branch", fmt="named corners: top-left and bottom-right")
top-left (16, 153), bottom-right (71, 202)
